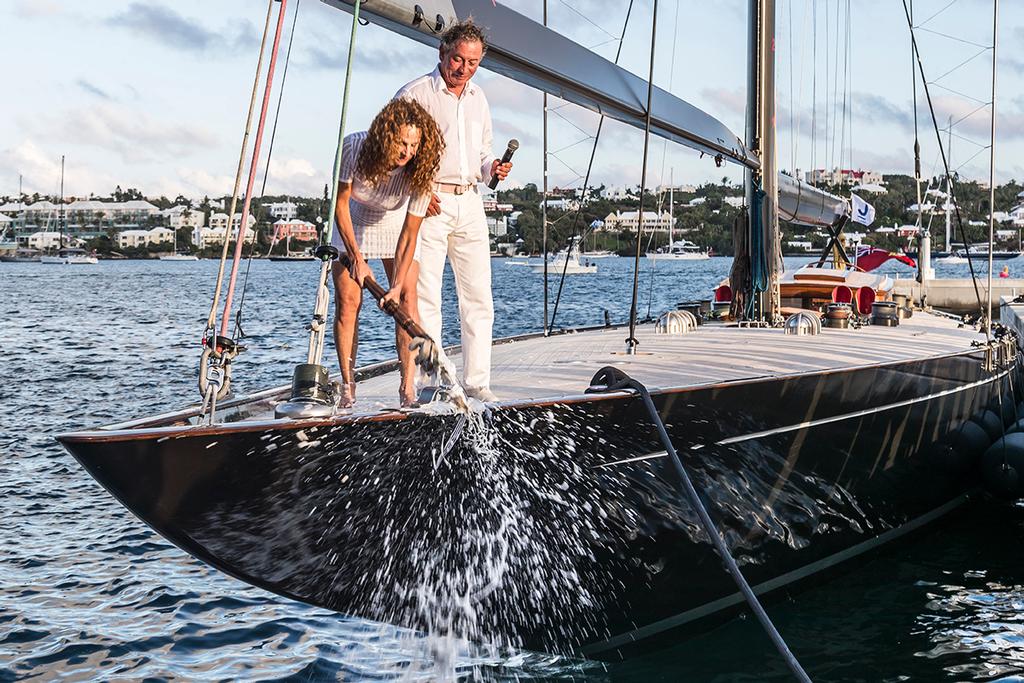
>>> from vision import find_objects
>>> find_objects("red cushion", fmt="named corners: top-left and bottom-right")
top-left (856, 286), bottom-right (876, 315)
top-left (715, 285), bottom-right (733, 302)
top-left (831, 285), bottom-right (853, 304)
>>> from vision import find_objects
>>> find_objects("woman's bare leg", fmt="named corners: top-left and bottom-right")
top-left (331, 260), bottom-right (363, 405)
top-left (383, 258), bottom-right (418, 406)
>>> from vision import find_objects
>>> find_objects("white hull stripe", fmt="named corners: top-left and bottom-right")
top-left (596, 369), bottom-right (1006, 469)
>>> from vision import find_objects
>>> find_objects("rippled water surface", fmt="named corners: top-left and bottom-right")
top-left (3, 256), bottom-right (1024, 681)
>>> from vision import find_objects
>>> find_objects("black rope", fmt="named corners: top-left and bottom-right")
top-left (548, 0), bottom-right (635, 331)
top-left (234, 0), bottom-right (302, 339)
top-left (626, 0), bottom-right (658, 351)
top-left (587, 367), bottom-right (811, 683)
top-left (901, 0), bottom-right (984, 319)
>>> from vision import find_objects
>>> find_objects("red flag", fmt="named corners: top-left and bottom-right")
top-left (855, 246), bottom-right (916, 272)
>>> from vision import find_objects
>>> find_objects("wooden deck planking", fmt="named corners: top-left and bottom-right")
top-left (345, 312), bottom-right (982, 410)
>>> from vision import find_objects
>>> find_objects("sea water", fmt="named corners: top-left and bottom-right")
top-left (4, 256), bottom-right (1024, 681)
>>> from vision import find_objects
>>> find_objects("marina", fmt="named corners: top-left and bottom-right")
top-left (6, 0), bottom-right (1024, 679)
top-left (7, 257), bottom-right (1024, 680)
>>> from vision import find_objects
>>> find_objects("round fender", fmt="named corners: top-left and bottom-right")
top-left (973, 410), bottom-right (1005, 444)
top-left (987, 397), bottom-right (1017, 427)
top-left (951, 420), bottom-right (992, 462)
top-left (981, 432), bottom-right (1024, 499)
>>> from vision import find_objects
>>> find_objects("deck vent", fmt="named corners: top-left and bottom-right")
top-left (656, 310), bottom-right (697, 335)
top-left (784, 311), bottom-right (822, 336)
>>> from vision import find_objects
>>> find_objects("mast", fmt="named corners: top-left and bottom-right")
top-left (745, 0), bottom-right (780, 322)
top-left (760, 0), bottom-right (781, 319)
top-left (945, 116), bottom-right (952, 252)
top-left (59, 155), bottom-right (65, 249)
top-left (668, 170), bottom-right (674, 249)
top-left (541, 0), bottom-right (549, 334)
top-left (986, 0), bottom-right (998, 335)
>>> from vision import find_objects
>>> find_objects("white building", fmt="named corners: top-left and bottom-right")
top-left (116, 229), bottom-right (152, 249)
top-left (723, 196), bottom-right (745, 208)
top-left (603, 210), bottom-right (672, 232)
top-left (266, 201), bottom-right (298, 220)
top-left (192, 225), bottom-right (256, 248)
top-left (208, 212), bottom-right (256, 231)
top-left (657, 183), bottom-right (697, 194)
top-left (487, 216), bottom-right (508, 237)
top-left (1008, 205), bottom-right (1024, 227)
top-left (160, 205), bottom-right (205, 230)
top-left (539, 198), bottom-right (579, 211)
top-left (804, 168), bottom-right (883, 186)
top-left (600, 186), bottom-right (635, 201)
top-left (147, 227), bottom-right (174, 244)
top-left (27, 231), bottom-right (64, 250)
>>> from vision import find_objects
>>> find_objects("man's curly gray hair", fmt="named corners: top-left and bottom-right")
top-left (439, 18), bottom-right (488, 55)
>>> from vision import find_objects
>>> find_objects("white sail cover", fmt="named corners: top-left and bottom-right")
top-left (777, 173), bottom-right (849, 227)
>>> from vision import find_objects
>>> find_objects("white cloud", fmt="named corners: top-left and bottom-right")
top-left (0, 139), bottom-right (118, 197)
top-left (23, 104), bottom-right (218, 164)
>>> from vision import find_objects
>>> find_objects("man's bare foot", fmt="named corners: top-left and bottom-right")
top-left (400, 391), bottom-right (419, 408)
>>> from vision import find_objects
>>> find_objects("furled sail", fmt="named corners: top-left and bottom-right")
top-left (777, 173), bottom-right (849, 227)
top-left (322, 0), bottom-right (757, 168)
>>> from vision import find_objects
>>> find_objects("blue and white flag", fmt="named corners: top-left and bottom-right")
top-left (851, 194), bottom-right (876, 226)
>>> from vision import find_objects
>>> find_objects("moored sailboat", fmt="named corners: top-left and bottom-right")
top-left (57, 0), bottom-right (1020, 662)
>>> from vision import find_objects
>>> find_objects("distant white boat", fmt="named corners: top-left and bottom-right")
top-left (644, 173), bottom-right (711, 260)
top-left (531, 236), bottom-right (597, 274)
top-left (646, 238), bottom-right (711, 260)
top-left (40, 248), bottom-right (98, 265)
top-left (934, 253), bottom-right (967, 265)
top-left (0, 248), bottom-right (41, 263)
top-left (581, 250), bottom-right (618, 258)
top-left (159, 226), bottom-right (199, 260)
top-left (504, 256), bottom-right (533, 266)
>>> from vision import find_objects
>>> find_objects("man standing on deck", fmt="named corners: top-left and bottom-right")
top-left (396, 19), bottom-right (512, 402)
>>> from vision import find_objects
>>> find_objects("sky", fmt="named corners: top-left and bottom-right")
top-left (2, 0), bottom-right (1023, 205)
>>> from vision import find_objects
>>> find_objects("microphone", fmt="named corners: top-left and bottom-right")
top-left (488, 139), bottom-right (519, 190)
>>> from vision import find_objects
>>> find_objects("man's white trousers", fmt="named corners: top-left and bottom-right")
top-left (416, 190), bottom-right (493, 391)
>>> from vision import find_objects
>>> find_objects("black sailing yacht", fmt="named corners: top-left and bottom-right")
top-left (57, 0), bottom-right (1020, 660)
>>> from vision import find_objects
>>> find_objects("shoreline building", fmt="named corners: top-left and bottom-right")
top-left (804, 168), bottom-right (884, 187)
top-left (115, 227), bottom-right (174, 250)
top-left (270, 219), bottom-right (318, 243)
top-left (601, 210), bottom-right (672, 232)
top-left (265, 201), bottom-right (298, 220)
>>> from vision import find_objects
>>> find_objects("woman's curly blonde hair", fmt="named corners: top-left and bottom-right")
top-left (356, 99), bottom-right (444, 196)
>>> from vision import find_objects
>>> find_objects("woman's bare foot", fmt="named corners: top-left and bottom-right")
top-left (338, 382), bottom-right (356, 409)
top-left (400, 390), bottom-right (419, 408)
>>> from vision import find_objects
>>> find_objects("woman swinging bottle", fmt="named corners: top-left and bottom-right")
top-left (331, 98), bottom-right (444, 408)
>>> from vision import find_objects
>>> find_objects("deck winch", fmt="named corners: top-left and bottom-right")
top-left (783, 311), bottom-right (821, 336)
top-left (655, 310), bottom-right (698, 335)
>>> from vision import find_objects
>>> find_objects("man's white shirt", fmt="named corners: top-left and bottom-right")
top-left (396, 67), bottom-right (495, 186)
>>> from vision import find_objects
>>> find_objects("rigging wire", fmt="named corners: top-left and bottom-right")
top-left (547, 0), bottom-right (636, 331)
top-left (218, 0), bottom-right (290, 340)
top-left (233, 0), bottom-right (303, 340)
top-left (202, 0), bottom-right (276, 342)
top-left (644, 0), bottom-right (681, 321)
top-left (901, 0), bottom-right (987, 326)
top-left (304, 0), bottom-right (363, 367)
top-left (810, 0), bottom-right (817, 186)
top-left (625, 0), bottom-right (658, 353)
